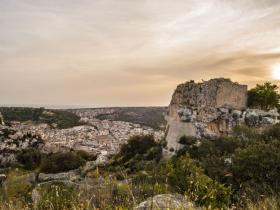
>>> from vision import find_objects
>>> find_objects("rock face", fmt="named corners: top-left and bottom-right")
top-left (165, 78), bottom-right (279, 152)
top-left (0, 112), bottom-right (4, 125)
top-left (134, 194), bottom-right (200, 210)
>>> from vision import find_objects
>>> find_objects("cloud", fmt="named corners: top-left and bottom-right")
top-left (1, 0), bottom-right (280, 106)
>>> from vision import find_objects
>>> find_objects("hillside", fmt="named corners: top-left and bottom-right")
top-left (69, 107), bottom-right (167, 130)
top-left (0, 107), bottom-right (81, 129)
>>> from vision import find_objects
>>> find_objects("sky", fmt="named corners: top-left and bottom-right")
top-left (1, 0), bottom-right (280, 107)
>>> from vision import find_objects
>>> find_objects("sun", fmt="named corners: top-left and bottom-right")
top-left (272, 63), bottom-right (280, 80)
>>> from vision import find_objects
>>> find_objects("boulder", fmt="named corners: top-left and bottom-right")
top-left (245, 110), bottom-right (259, 127)
top-left (38, 170), bottom-right (80, 182)
top-left (134, 194), bottom-right (200, 210)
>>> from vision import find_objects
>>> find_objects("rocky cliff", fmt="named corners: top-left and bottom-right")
top-left (165, 78), bottom-right (279, 153)
top-left (0, 112), bottom-right (4, 125)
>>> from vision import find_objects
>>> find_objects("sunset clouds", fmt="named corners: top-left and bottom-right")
top-left (1, 0), bottom-right (280, 107)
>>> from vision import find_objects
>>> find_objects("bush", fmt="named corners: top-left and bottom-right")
top-left (40, 152), bottom-right (86, 173)
top-left (16, 148), bottom-right (41, 170)
top-left (178, 135), bottom-right (197, 146)
top-left (263, 124), bottom-right (280, 141)
top-left (112, 135), bottom-right (162, 172)
top-left (159, 155), bottom-right (232, 209)
top-left (232, 141), bottom-right (280, 197)
top-left (119, 135), bottom-right (160, 161)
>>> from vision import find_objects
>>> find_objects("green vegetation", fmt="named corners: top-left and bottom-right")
top-left (0, 107), bottom-right (81, 129)
top-left (2, 127), bottom-right (280, 209)
top-left (40, 151), bottom-right (89, 173)
top-left (159, 155), bottom-right (231, 209)
top-left (4, 168), bottom-right (34, 200)
top-left (16, 150), bottom-right (96, 173)
top-left (16, 148), bottom-right (42, 170)
top-left (111, 135), bottom-right (162, 172)
top-left (176, 124), bottom-right (280, 207)
top-left (248, 82), bottom-right (280, 110)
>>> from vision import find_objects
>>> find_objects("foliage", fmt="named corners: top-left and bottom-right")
top-left (159, 155), bottom-right (232, 209)
top-left (178, 135), bottom-right (197, 146)
top-left (40, 152), bottom-right (86, 173)
top-left (247, 82), bottom-right (280, 110)
top-left (112, 135), bottom-right (162, 172)
top-left (232, 140), bottom-right (280, 198)
top-left (16, 148), bottom-right (41, 170)
top-left (3, 127), bottom-right (280, 209)
top-left (263, 124), bottom-right (280, 140)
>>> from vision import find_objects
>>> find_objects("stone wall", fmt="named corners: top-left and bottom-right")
top-left (165, 78), bottom-right (279, 154)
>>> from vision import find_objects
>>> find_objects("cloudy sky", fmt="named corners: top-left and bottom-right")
top-left (1, 0), bottom-right (280, 107)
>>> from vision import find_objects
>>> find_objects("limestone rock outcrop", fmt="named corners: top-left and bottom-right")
top-left (38, 169), bottom-right (81, 182)
top-left (134, 194), bottom-right (200, 210)
top-left (0, 112), bottom-right (4, 126)
top-left (165, 78), bottom-right (279, 153)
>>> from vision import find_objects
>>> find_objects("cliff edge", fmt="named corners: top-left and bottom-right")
top-left (165, 78), bottom-right (279, 154)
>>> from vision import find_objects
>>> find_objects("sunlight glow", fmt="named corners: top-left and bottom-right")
top-left (272, 63), bottom-right (280, 80)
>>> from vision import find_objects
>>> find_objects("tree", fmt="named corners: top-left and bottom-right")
top-left (248, 82), bottom-right (280, 110)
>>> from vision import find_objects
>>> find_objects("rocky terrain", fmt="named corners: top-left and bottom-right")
top-left (165, 78), bottom-right (279, 152)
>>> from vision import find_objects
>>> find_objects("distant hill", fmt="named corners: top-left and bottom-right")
top-left (0, 107), bottom-right (81, 129)
top-left (69, 107), bottom-right (168, 130)
top-left (0, 106), bottom-right (167, 130)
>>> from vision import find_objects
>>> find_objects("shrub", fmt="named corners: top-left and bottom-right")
top-left (185, 138), bottom-right (240, 160)
top-left (16, 148), bottom-right (41, 170)
top-left (40, 152), bottom-right (86, 173)
top-left (112, 135), bottom-right (162, 172)
top-left (263, 124), bottom-right (280, 141)
top-left (159, 155), bottom-right (232, 209)
top-left (232, 141), bottom-right (280, 197)
top-left (233, 125), bottom-right (261, 141)
top-left (119, 135), bottom-right (160, 161)
top-left (178, 135), bottom-right (197, 146)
